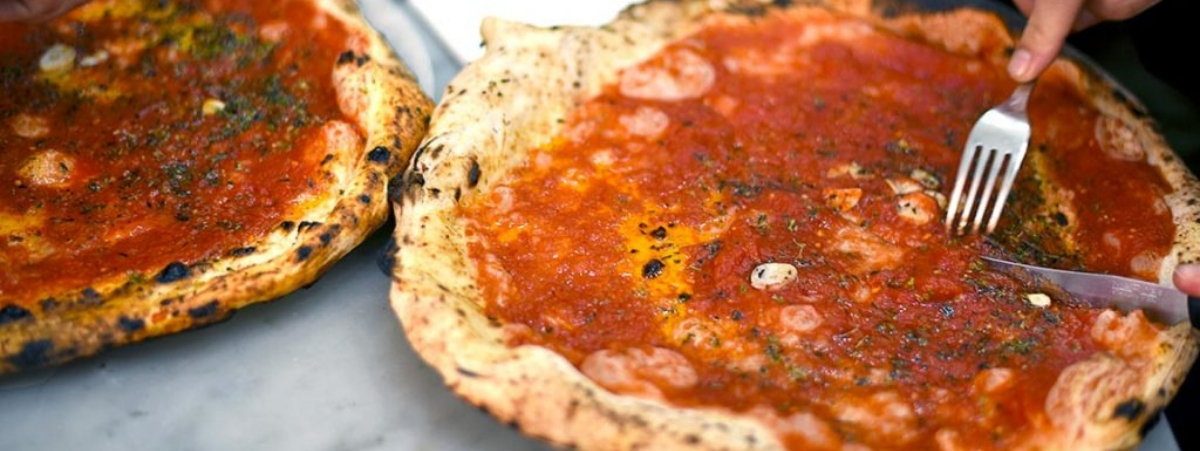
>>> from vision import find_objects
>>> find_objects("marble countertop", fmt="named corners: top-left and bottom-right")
top-left (0, 1), bottom-right (1180, 450)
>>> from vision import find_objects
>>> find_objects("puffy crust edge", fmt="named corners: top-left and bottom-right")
top-left (0, 0), bottom-right (433, 373)
top-left (390, 1), bottom-right (1197, 450)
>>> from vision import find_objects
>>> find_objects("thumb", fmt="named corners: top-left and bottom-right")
top-left (1009, 0), bottom-right (1086, 82)
top-left (1173, 264), bottom-right (1200, 296)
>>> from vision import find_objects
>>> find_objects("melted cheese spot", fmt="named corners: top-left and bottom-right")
top-left (747, 407), bottom-right (842, 450)
top-left (934, 429), bottom-right (966, 451)
top-left (619, 106), bottom-right (670, 139)
top-left (1095, 116), bottom-right (1145, 162)
top-left (259, 20), bottom-right (290, 42)
top-left (10, 113), bottom-right (51, 139)
top-left (834, 391), bottom-right (919, 444)
top-left (779, 304), bottom-right (823, 347)
top-left (972, 367), bottom-right (1015, 394)
top-left (1091, 310), bottom-right (1159, 358)
top-left (580, 347), bottom-right (698, 401)
top-left (619, 48), bottom-right (715, 101)
top-left (18, 150), bottom-right (76, 188)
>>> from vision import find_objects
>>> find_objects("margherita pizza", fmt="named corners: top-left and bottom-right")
top-left (391, 0), bottom-right (1200, 450)
top-left (0, 0), bottom-right (432, 372)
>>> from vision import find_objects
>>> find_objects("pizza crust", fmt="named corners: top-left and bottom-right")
top-left (0, 0), bottom-right (433, 373)
top-left (391, 1), bottom-right (1197, 450)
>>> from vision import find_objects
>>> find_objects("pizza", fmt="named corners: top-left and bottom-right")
top-left (390, 0), bottom-right (1200, 450)
top-left (0, 0), bottom-right (432, 373)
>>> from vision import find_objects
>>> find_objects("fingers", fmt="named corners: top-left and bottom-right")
top-left (1174, 265), bottom-right (1200, 297)
top-left (0, 0), bottom-right (87, 22)
top-left (1008, 0), bottom-right (1086, 82)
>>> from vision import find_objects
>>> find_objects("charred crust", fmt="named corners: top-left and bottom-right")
top-left (376, 237), bottom-right (398, 276)
top-left (1113, 398), bottom-right (1146, 421)
top-left (280, 220), bottom-right (296, 231)
top-left (337, 50), bottom-right (355, 65)
top-left (427, 144), bottom-right (444, 160)
top-left (297, 245), bottom-right (314, 261)
top-left (387, 174), bottom-right (406, 203)
top-left (0, 305), bottom-right (32, 325)
top-left (118, 316), bottom-right (145, 332)
top-left (156, 262), bottom-right (190, 284)
top-left (355, 54), bottom-right (370, 67)
top-left (187, 300), bottom-right (219, 319)
top-left (467, 159), bottom-right (481, 188)
top-left (1138, 407), bottom-right (1164, 437)
top-left (642, 259), bottom-right (666, 279)
top-left (8, 340), bottom-right (53, 369)
top-left (229, 246), bottom-right (257, 257)
top-left (457, 366), bottom-right (481, 378)
top-left (368, 146), bottom-right (391, 163)
top-left (297, 221), bottom-right (322, 232)
top-left (319, 232), bottom-right (334, 245)
top-left (359, 194), bottom-right (372, 204)
top-left (454, 187), bottom-right (462, 202)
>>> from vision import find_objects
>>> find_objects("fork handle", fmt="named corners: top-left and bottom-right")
top-left (1004, 83), bottom-right (1035, 113)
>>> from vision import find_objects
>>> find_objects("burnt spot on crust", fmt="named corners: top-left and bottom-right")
top-left (1113, 398), bottom-right (1146, 421)
top-left (280, 220), bottom-right (296, 232)
top-left (7, 339), bottom-right (53, 369)
top-left (457, 366), bottom-right (481, 378)
top-left (1053, 211), bottom-right (1069, 226)
top-left (229, 246), bottom-right (257, 257)
top-left (355, 54), bottom-right (370, 67)
top-left (297, 221), bottom-right (322, 233)
top-left (297, 245), bottom-right (314, 261)
top-left (359, 194), bottom-right (371, 204)
top-left (1139, 408), bottom-right (1164, 437)
top-left (118, 316), bottom-right (146, 332)
top-left (337, 50), bottom-right (355, 65)
top-left (387, 174), bottom-right (406, 203)
top-left (467, 159), bottom-right (481, 188)
top-left (156, 262), bottom-right (190, 284)
top-left (367, 146), bottom-right (391, 163)
top-left (377, 237), bottom-right (398, 275)
top-left (642, 259), bottom-right (665, 279)
top-left (188, 301), bottom-right (219, 319)
top-left (319, 232), bottom-right (334, 245)
top-left (0, 305), bottom-right (32, 325)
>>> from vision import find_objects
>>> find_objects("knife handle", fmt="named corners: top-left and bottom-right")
top-left (1190, 296), bottom-right (1200, 329)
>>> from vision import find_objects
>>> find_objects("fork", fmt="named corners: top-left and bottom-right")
top-left (944, 83), bottom-right (1035, 235)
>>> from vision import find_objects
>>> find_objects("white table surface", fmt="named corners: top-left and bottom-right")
top-left (0, 1), bottom-right (1178, 450)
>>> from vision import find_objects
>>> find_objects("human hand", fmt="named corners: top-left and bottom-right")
top-left (1007, 0), bottom-right (1161, 82)
top-left (0, 0), bottom-right (90, 22)
top-left (1174, 264), bottom-right (1200, 297)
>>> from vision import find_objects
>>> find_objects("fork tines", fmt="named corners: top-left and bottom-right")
top-left (944, 83), bottom-right (1034, 235)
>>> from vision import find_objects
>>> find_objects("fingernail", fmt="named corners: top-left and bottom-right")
top-left (1177, 264), bottom-right (1200, 280)
top-left (1007, 48), bottom-right (1032, 81)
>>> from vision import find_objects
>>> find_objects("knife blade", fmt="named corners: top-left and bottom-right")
top-left (981, 256), bottom-right (1200, 327)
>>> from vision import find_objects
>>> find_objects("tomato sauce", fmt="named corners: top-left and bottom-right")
top-left (0, 0), bottom-right (354, 303)
top-left (466, 10), bottom-right (1172, 451)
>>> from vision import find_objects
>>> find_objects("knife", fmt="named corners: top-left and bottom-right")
top-left (981, 256), bottom-right (1200, 328)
